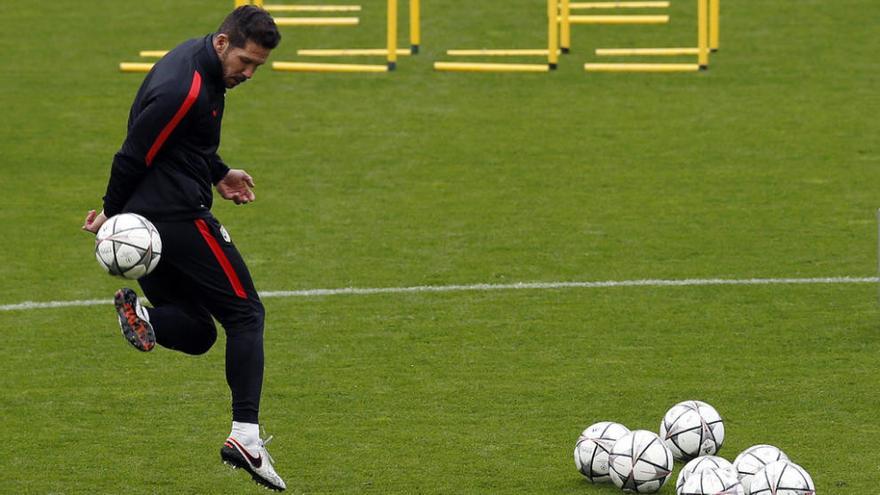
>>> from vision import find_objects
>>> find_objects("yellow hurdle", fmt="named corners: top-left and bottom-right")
top-left (581, 0), bottom-right (710, 58)
top-left (585, 63), bottom-right (700, 72)
top-left (119, 62), bottom-right (154, 72)
top-left (273, 17), bottom-right (359, 26)
top-left (272, 0), bottom-right (401, 72)
top-left (434, 0), bottom-right (558, 73)
top-left (138, 50), bottom-right (168, 58)
top-left (567, 14), bottom-right (669, 24)
top-left (272, 61), bottom-right (387, 72)
top-left (263, 5), bottom-right (361, 12)
top-left (586, 0), bottom-right (712, 72)
top-left (293, 0), bottom-right (418, 59)
top-left (570, 1), bottom-right (670, 8)
top-left (434, 62), bottom-right (550, 73)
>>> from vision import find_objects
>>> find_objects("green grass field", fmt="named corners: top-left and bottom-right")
top-left (2, 0), bottom-right (879, 493)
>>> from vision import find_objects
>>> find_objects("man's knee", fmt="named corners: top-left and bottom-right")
top-left (224, 299), bottom-right (265, 336)
top-left (187, 327), bottom-right (217, 355)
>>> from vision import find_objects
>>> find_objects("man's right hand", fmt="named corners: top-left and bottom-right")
top-left (82, 209), bottom-right (107, 234)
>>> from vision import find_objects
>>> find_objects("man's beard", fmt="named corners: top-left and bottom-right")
top-left (225, 74), bottom-right (246, 89)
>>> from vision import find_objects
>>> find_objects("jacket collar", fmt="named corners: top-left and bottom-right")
top-left (200, 34), bottom-right (225, 91)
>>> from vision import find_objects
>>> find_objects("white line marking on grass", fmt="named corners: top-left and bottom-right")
top-left (0, 298), bottom-right (112, 311)
top-left (1, 276), bottom-right (876, 312)
top-left (260, 276), bottom-right (880, 297)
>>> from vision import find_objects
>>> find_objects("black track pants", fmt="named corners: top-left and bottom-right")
top-left (138, 215), bottom-right (265, 424)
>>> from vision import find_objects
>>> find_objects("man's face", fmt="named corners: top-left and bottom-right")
top-left (214, 34), bottom-right (271, 89)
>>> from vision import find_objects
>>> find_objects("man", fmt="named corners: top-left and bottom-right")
top-left (82, 6), bottom-right (286, 491)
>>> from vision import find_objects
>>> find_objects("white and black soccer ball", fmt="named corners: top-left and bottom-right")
top-left (608, 429), bottom-right (674, 493)
top-left (680, 467), bottom-right (744, 495)
top-left (733, 444), bottom-right (790, 493)
top-left (676, 455), bottom-right (736, 495)
top-left (95, 213), bottom-right (162, 280)
top-left (660, 400), bottom-right (725, 460)
top-left (748, 460), bottom-right (815, 495)
top-left (574, 421), bottom-right (631, 482)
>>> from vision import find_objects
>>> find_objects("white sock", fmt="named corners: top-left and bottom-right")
top-left (231, 421), bottom-right (260, 442)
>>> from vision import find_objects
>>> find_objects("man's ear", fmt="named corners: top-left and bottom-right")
top-left (213, 33), bottom-right (229, 56)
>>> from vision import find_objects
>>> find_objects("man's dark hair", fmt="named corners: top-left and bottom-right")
top-left (218, 5), bottom-right (281, 49)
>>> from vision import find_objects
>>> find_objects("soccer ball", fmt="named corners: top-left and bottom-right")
top-left (680, 467), bottom-right (744, 495)
top-left (676, 455), bottom-right (736, 494)
top-left (608, 429), bottom-right (674, 493)
top-left (95, 213), bottom-right (162, 279)
top-left (748, 460), bottom-right (815, 495)
top-left (574, 421), bottom-right (631, 482)
top-left (733, 445), bottom-right (789, 493)
top-left (660, 400), bottom-right (725, 460)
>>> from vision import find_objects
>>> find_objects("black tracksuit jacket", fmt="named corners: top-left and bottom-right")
top-left (103, 34), bottom-right (230, 221)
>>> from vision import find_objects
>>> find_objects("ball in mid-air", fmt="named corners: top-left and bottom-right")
top-left (660, 400), bottom-right (725, 460)
top-left (574, 421), bottom-right (631, 482)
top-left (608, 429), bottom-right (674, 493)
top-left (95, 213), bottom-right (162, 280)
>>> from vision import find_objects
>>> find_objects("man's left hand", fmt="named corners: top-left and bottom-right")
top-left (217, 169), bottom-right (256, 205)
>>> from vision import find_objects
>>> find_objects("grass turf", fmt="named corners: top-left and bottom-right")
top-left (1, 0), bottom-right (879, 493)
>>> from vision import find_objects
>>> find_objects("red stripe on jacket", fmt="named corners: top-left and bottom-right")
top-left (145, 70), bottom-right (202, 167)
top-left (195, 219), bottom-right (248, 299)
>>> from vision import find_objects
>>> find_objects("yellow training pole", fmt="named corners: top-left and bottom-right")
top-left (409, 0), bottom-right (420, 53)
top-left (119, 62), bottom-right (154, 72)
top-left (709, 0), bottom-right (719, 50)
top-left (560, 0), bottom-right (571, 53)
top-left (585, 63), bottom-right (701, 72)
top-left (387, 0), bottom-right (398, 70)
top-left (697, 0), bottom-right (709, 69)
top-left (234, 0), bottom-right (249, 6)
top-left (570, 1), bottom-right (670, 8)
top-left (272, 61), bottom-right (388, 72)
top-left (446, 49), bottom-right (558, 56)
top-left (263, 5), bottom-right (362, 12)
top-left (434, 62), bottom-right (550, 73)
top-left (567, 14), bottom-right (669, 23)
top-left (273, 17), bottom-right (359, 26)
top-left (547, 0), bottom-right (559, 68)
top-left (139, 50), bottom-right (169, 58)
top-left (595, 47), bottom-right (700, 56)
top-left (297, 48), bottom-right (412, 56)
